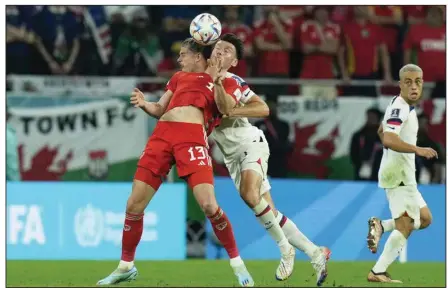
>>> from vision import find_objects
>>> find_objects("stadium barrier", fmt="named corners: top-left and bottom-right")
top-left (207, 178), bottom-right (446, 262)
top-left (6, 182), bottom-right (187, 260)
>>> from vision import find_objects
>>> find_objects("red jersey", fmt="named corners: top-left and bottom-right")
top-left (253, 19), bottom-right (293, 76)
top-left (222, 23), bottom-right (253, 77)
top-left (165, 71), bottom-right (242, 133)
top-left (403, 23), bottom-right (446, 81)
top-left (299, 20), bottom-right (341, 79)
top-left (331, 6), bottom-right (353, 25)
top-left (343, 21), bottom-right (383, 76)
top-left (369, 6), bottom-right (401, 52)
top-left (403, 5), bottom-right (426, 22)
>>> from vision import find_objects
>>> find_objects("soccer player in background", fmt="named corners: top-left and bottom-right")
top-left (98, 38), bottom-right (254, 287)
top-left (367, 64), bottom-right (438, 283)
top-left (210, 33), bottom-right (331, 286)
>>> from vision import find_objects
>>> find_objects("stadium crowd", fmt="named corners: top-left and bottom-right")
top-left (6, 5), bottom-right (446, 97)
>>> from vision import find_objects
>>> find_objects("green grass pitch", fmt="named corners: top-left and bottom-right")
top-left (6, 260), bottom-right (446, 287)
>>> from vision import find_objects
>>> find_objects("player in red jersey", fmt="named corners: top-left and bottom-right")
top-left (97, 38), bottom-right (254, 287)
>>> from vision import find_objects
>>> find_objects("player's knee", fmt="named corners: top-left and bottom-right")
top-left (394, 215), bottom-right (414, 237)
top-left (126, 195), bottom-right (146, 214)
top-left (420, 208), bottom-right (433, 229)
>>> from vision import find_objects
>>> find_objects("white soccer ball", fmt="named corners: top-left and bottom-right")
top-left (189, 13), bottom-right (222, 46)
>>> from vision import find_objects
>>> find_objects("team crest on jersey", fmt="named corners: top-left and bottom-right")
top-left (88, 150), bottom-right (108, 180)
top-left (391, 108), bottom-right (400, 118)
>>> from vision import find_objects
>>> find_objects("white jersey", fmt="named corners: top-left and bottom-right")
top-left (211, 73), bottom-right (266, 161)
top-left (378, 96), bottom-right (418, 188)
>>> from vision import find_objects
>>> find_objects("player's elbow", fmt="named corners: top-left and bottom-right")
top-left (260, 102), bottom-right (270, 117)
top-left (217, 102), bottom-right (234, 115)
top-left (382, 133), bottom-right (396, 148)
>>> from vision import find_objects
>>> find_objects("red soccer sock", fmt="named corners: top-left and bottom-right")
top-left (208, 207), bottom-right (239, 259)
top-left (121, 212), bottom-right (144, 262)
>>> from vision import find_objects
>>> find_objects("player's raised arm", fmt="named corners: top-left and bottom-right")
top-left (226, 82), bottom-right (269, 118)
top-left (130, 88), bottom-right (173, 119)
top-left (213, 77), bottom-right (238, 115)
top-left (207, 57), bottom-right (238, 115)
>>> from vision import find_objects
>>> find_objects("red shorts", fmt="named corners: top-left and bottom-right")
top-left (135, 121), bottom-right (214, 190)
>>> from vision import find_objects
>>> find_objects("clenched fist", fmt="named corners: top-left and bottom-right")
top-left (130, 88), bottom-right (146, 108)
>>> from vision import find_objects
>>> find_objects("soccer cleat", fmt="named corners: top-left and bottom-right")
top-left (275, 244), bottom-right (295, 281)
top-left (97, 266), bottom-right (138, 285)
top-left (232, 264), bottom-right (255, 287)
top-left (311, 246), bottom-right (331, 287)
top-left (367, 271), bottom-right (402, 283)
top-left (367, 217), bottom-right (384, 254)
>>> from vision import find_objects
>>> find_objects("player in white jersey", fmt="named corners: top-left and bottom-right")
top-left (211, 33), bottom-right (330, 286)
top-left (366, 64), bottom-right (438, 283)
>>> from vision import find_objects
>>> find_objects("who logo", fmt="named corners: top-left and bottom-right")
top-left (88, 150), bottom-right (108, 180)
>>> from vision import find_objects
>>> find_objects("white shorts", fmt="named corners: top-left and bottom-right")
top-left (385, 185), bottom-right (427, 221)
top-left (225, 140), bottom-right (271, 195)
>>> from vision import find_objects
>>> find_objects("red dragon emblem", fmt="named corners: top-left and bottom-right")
top-left (18, 144), bottom-right (73, 180)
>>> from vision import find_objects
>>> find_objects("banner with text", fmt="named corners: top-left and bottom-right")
top-left (9, 99), bottom-right (148, 181)
top-left (7, 182), bottom-right (187, 260)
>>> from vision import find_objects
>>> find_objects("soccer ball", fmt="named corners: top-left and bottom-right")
top-left (190, 13), bottom-right (222, 46)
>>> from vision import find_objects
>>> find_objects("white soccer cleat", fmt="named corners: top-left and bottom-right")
top-left (311, 246), bottom-right (331, 287)
top-left (275, 244), bottom-right (295, 281)
top-left (232, 264), bottom-right (255, 287)
top-left (97, 266), bottom-right (138, 285)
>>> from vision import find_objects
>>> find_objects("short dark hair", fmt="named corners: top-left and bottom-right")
top-left (181, 38), bottom-right (212, 59)
top-left (366, 107), bottom-right (382, 119)
top-left (220, 33), bottom-right (244, 60)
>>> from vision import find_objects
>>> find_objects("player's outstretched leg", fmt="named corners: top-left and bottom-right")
top-left (192, 182), bottom-right (254, 287)
top-left (97, 179), bottom-right (157, 285)
top-left (239, 170), bottom-right (295, 281)
top-left (368, 214), bottom-right (413, 284)
top-left (263, 191), bottom-right (330, 286)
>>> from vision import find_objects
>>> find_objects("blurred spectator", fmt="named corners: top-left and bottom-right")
top-left (112, 10), bottom-right (163, 76)
top-left (403, 5), bottom-right (426, 25)
top-left (254, 6), bottom-right (293, 95)
top-left (6, 108), bottom-right (21, 181)
top-left (299, 6), bottom-right (341, 98)
top-left (278, 5), bottom-right (309, 22)
top-left (416, 114), bottom-right (445, 184)
top-left (32, 6), bottom-right (82, 75)
top-left (403, 6), bottom-right (445, 86)
top-left (159, 6), bottom-right (200, 56)
top-left (368, 6), bottom-right (403, 79)
top-left (339, 6), bottom-right (393, 97)
top-left (255, 96), bottom-right (290, 178)
top-left (157, 41), bottom-right (181, 78)
top-left (6, 6), bottom-right (37, 74)
top-left (331, 6), bottom-right (353, 25)
top-left (349, 108), bottom-right (383, 181)
top-left (221, 6), bottom-right (253, 77)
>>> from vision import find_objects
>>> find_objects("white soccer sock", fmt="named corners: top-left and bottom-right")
top-left (276, 211), bottom-right (319, 259)
top-left (381, 219), bottom-right (395, 232)
top-left (230, 256), bottom-right (244, 268)
top-left (372, 230), bottom-right (407, 273)
top-left (253, 198), bottom-right (289, 253)
top-left (118, 260), bottom-right (134, 271)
